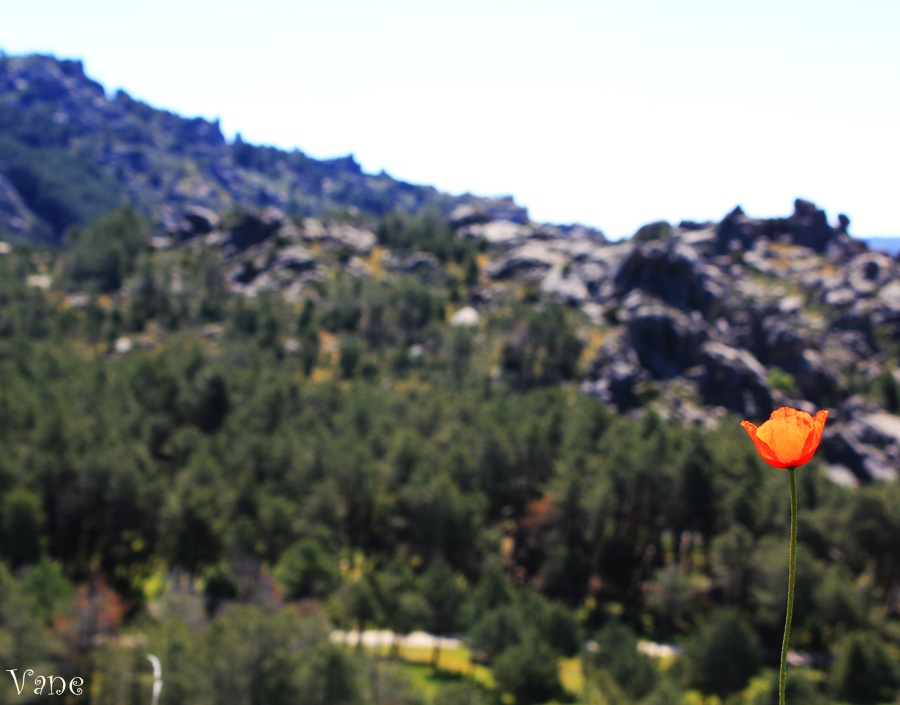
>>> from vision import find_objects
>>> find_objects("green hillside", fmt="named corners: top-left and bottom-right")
top-left (0, 204), bottom-right (898, 705)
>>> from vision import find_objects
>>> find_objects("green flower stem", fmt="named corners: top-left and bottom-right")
top-left (780, 466), bottom-right (798, 705)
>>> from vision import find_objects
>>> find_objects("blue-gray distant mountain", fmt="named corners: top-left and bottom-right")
top-left (0, 53), bottom-right (528, 244)
top-left (864, 237), bottom-right (900, 256)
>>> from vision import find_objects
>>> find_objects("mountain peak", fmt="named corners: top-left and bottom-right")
top-left (0, 52), bottom-right (529, 244)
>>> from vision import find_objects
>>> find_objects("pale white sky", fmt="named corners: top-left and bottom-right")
top-left (3, 0), bottom-right (899, 238)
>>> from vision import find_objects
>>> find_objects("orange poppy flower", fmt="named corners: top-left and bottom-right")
top-left (741, 407), bottom-right (828, 469)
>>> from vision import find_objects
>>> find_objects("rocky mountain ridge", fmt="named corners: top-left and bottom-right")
top-left (0, 53), bottom-right (548, 243)
top-left (2, 54), bottom-right (899, 487)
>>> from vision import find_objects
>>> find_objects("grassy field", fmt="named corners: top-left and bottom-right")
top-left (382, 642), bottom-right (585, 704)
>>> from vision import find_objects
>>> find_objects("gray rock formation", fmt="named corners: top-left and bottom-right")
top-left (275, 245), bottom-right (317, 272)
top-left (301, 219), bottom-right (376, 254)
top-left (786, 198), bottom-right (835, 252)
top-left (450, 306), bottom-right (480, 327)
top-left (224, 210), bottom-right (286, 253)
top-left (387, 252), bottom-right (442, 278)
top-left (581, 344), bottom-right (645, 411)
top-left (694, 342), bottom-right (773, 417)
top-left (844, 251), bottom-right (897, 296)
top-left (626, 306), bottom-right (707, 379)
top-left (714, 199), bottom-right (862, 258)
top-left (448, 196), bottom-right (529, 227)
top-left (822, 410), bottom-right (900, 483)
top-left (613, 239), bottom-right (722, 316)
top-left (486, 244), bottom-right (564, 279)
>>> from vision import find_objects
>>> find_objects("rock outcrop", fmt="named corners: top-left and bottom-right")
top-left (714, 199), bottom-right (864, 258)
top-left (626, 305), bottom-right (707, 379)
top-left (694, 342), bottom-right (773, 418)
top-left (613, 239), bottom-right (722, 315)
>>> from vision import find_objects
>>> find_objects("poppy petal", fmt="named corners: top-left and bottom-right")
top-left (741, 420), bottom-right (790, 469)
top-left (796, 409), bottom-right (828, 466)
top-left (756, 415), bottom-right (806, 467)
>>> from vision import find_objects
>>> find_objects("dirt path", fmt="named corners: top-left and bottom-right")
top-left (329, 629), bottom-right (463, 650)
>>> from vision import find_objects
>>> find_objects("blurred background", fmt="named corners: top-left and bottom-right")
top-left (1, 2), bottom-right (899, 704)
